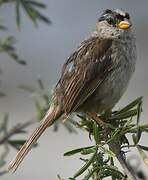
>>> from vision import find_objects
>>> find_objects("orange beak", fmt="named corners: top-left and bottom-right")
top-left (117, 21), bottom-right (131, 30)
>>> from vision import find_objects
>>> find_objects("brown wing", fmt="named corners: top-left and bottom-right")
top-left (55, 36), bottom-right (113, 113)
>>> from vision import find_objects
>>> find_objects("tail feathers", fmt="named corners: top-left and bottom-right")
top-left (8, 105), bottom-right (62, 172)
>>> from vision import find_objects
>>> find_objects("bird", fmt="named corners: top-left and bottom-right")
top-left (8, 9), bottom-right (136, 172)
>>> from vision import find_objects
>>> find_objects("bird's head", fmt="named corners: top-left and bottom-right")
top-left (96, 9), bottom-right (132, 39)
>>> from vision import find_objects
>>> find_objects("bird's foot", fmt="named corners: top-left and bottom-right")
top-left (87, 112), bottom-right (107, 128)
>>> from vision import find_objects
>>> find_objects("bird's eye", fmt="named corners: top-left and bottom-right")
top-left (125, 12), bottom-right (130, 19)
top-left (116, 14), bottom-right (124, 21)
top-left (106, 17), bottom-right (115, 25)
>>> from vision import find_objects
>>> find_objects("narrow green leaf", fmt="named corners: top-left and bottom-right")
top-left (81, 147), bottom-right (96, 155)
top-left (8, 51), bottom-right (26, 64)
top-left (84, 167), bottom-right (99, 180)
top-left (123, 117), bottom-right (133, 128)
top-left (2, 44), bottom-right (14, 51)
top-left (106, 129), bottom-right (120, 144)
top-left (21, 0), bottom-right (37, 26)
top-left (8, 139), bottom-right (38, 150)
top-left (35, 100), bottom-right (45, 119)
top-left (109, 109), bottom-right (137, 121)
top-left (5, 36), bottom-right (16, 44)
top-left (136, 130), bottom-right (142, 144)
top-left (110, 157), bottom-right (114, 166)
top-left (37, 77), bottom-right (44, 90)
top-left (0, 36), bottom-right (26, 65)
top-left (10, 55), bottom-right (27, 65)
top-left (17, 59), bottom-right (27, 65)
top-left (8, 140), bottom-right (26, 150)
top-left (128, 124), bottom-right (148, 133)
top-left (104, 165), bottom-right (122, 172)
top-left (57, 174), bottom-right (65, 180)
top-left (137, 100), bottom-right (142, 125)
top-left (132, 130), bottom-right (142, 145)
top-left (0, 25), bottom-right (7, 31)
top-left (132, 134), bottom-right (137, 144)
top-left (93, 122), bottom-right (99, 144)
top-left (104, 165), bottom-right (124, 178)
top-left (115, 97), bottom-right (143, 114)
top-left (34, 11), bottom-right (51, 24)
top-left (64, 146), bottom-right (95, 156)
top-left (3, 113), bottom-right (9, 133)
top-left (21, 0), bottom-right (51, 25)
top-left (138, 145), bottom-right (148, 151)
top-left (29, 6), bottom-right (51, 24)
top-left (73, 150), bottom-right (97, 178)
top-left (137, 146), bottom-right (148, 166)
top-left (136, 100), bottom-right (142, 144)
top-left (18, 84), bottom-right (36, 93)
top-left (79, 158), bottom-right (89, 163)
top-left (16, 0), bottom-right (21, 29)
top-left (26, 0), bottom-right (46, 8)
top-left (13, 129), bottom-right (27, 134)
top-left (8, 139), bottom-right (26, 146)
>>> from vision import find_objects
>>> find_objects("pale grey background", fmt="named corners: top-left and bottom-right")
top-left (0, 0), bottom-right (148, 179)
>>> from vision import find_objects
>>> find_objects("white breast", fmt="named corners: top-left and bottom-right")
top-left (91, 30), bottom-right (137, 112)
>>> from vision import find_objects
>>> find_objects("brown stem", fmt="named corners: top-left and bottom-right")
top-left (109, 142), bottom-right (137, 180)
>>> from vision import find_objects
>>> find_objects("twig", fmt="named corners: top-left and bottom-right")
top-left (109, 142), bottom-right (137, 180)
top-left (0, 118), bottom-right (37, 145)
top-left (87, 114), bottom-right (138, 180)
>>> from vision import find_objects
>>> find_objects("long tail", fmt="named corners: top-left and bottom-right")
top-left (8, 105), bottom-right (62, 172)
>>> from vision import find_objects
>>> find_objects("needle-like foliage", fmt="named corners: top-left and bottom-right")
top-left (0, 36), bottom-right (26, 65)
top-left (63, 97), bottom-right (148, 179)
top-left (0, 0), bottom-right (51, 28)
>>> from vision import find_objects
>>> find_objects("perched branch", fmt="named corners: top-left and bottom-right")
top-left (109, 142), bottom-right (137, 180)
top-left (64, 97), bottom-right (148, 180)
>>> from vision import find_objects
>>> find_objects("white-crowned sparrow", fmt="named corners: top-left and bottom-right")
top-left (8, 9), bottom-right (136, 171)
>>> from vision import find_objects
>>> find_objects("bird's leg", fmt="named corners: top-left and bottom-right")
top-left (87, 111), bottom-right (116, 130)
top-left (87, 112), bottom-right (107, 127)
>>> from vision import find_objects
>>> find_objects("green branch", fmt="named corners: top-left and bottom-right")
top-left (0, 36), bottom-right (26, 65)
top-left (0, 0), bottom-right (51, 28)
top-left (64, 97), bottom-right (148, 180)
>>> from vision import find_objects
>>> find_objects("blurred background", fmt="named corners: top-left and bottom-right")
top-left (0, 0), bottom-right (148, 179)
